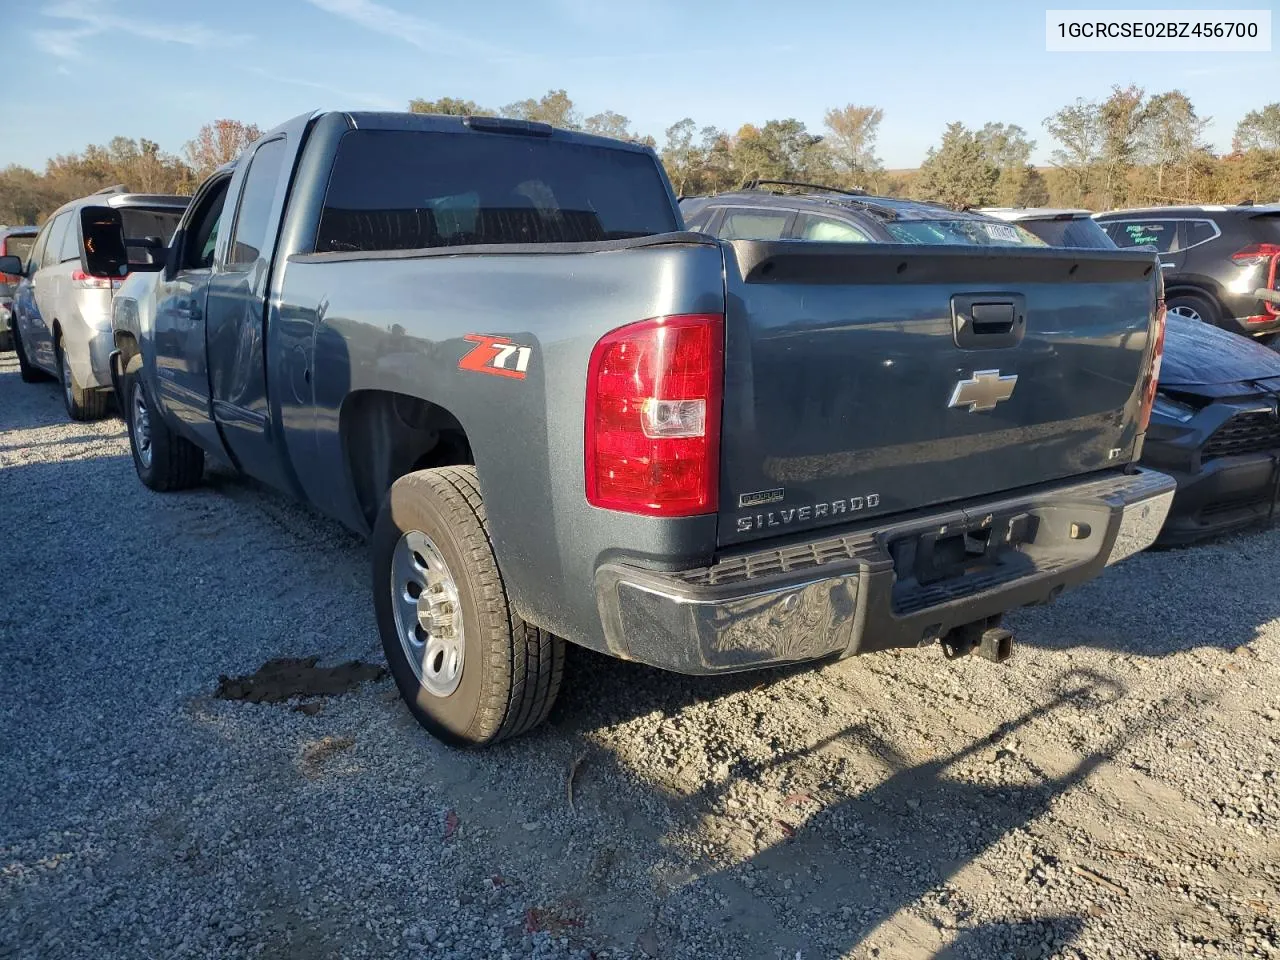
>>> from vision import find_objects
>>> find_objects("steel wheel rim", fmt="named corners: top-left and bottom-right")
top-left (390, 530), bottom-right (464, 697)
top-left (1168, 304), bottom-right (1203, 322)
top-left (131, 384), bottom-right (152, 468)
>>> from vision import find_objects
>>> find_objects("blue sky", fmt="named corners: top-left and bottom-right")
top-left (5, 0), bottom-right (1277, 172)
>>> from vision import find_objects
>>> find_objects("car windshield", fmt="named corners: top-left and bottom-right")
top-left (884, 219), bottom-right (1047, 246)
top-left (1018, 217), bottom-right (1116, 249)
top-left (4, 235), bottom-right (35, 261)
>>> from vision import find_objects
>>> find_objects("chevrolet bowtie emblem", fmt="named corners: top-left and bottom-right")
top-left (948, 369), bottom-right (1018, 413)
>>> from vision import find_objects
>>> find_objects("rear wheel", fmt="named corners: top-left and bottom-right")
top-left (57, 338), bottom-right (109, 421)
top-left (1166, 293), bottom-right (1220, 327)
top-left (12, 321), bottom-right (49, 384)
top-left (126, 372), bottom-right (204, 491)
top-left (373, 466), bottom-right (565, 747)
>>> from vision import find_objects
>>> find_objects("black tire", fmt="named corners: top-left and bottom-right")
top-left (1166, 292), bottom-right (1221, 327)
top-left (12, 321), bottom-right (49, 383)
top-left (125, 371), bottom-right (204, 491)
top-left (373, 466), bottom-right (565, 747)
top-left (0, 330), bottom-right (12, 352)
top-left (57, 339), bottom-right (109, 421)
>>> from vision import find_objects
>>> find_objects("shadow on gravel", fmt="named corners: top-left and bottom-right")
top-left (622, 669), bottom-right (1203, 958)
top-left (931, 916), bottom-right (1087, 960)
top-left (1014, 522), bottom-right (1280, 659)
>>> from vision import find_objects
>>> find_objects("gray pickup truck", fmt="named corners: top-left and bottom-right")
top-left (2, 110), bottom-right (1175, 746)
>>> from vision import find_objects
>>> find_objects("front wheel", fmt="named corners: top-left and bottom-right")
top-left (372, 466), bottom-right (565, 747)
top-left (126, 372), bottom-right (204, 491)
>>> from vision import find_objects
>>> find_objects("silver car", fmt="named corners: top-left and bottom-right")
top-left (10, 188), bottom-right (189, 420)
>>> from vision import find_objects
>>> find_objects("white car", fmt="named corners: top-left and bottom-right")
top-left (7, 189), bottom-right (188, 420)
top-left (978, 208), bottom-right (1116, 249)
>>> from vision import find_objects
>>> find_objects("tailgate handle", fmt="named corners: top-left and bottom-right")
top-left (952, 294), bottom-right (1026, 350)
top-left (970, 302), bottom-right (1015, 334)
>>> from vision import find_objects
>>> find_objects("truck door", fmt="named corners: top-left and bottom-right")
top-left (203, 133), bottom-right (299, 494)
top-left (150, 172), bottom-right (234, 460)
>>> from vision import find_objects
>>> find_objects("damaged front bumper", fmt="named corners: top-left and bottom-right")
top-left (595, 468), bottom-right (1175, 675)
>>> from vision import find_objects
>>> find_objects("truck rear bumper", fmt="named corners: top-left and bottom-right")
top-left (595, 468), bottom-right (1175, 675)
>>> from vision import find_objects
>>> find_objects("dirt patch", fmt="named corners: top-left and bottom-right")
top-left (299, 735), bottom-right (356, 778)
top-left (215, 657), bottom-right (386, 704)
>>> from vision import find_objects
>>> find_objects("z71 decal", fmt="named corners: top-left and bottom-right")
top-left (458, 334), bottom-right (533, 380)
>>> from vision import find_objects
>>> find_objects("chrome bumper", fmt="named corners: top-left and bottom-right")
top-left (596, 469), bottom-right (1175, 675)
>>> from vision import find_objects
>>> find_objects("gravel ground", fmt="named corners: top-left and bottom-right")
top-left (2, 349), bottom-right (1278, 960)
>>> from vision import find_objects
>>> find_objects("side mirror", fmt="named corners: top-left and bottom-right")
top-left (0, 255), bottom-right (24, 276)
top-left (79, 205), bottom-right (129, 278)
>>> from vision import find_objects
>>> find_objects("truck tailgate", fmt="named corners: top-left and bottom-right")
top-left (718, 241), bottom-right (1161, 547)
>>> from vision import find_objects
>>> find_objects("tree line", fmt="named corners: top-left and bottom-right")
top-left (2, 90), bottom-right (1277, 227)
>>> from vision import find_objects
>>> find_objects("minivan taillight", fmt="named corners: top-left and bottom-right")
top-left (1139, 301), bottom-right (1167, 432)
top-left (585, 314), bottom-right (724, 516)
top-left (71, 270), bottom-right (115, 290)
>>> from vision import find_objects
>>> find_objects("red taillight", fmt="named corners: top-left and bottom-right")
top-left (585, 314), bottom-right (724, 516)
top-left (1231, 243), bottom-right (1280, 266)
top-left (1139, 301), bottom-right (1167, 432)
top-left (70, 269), bottom-right (115, 290)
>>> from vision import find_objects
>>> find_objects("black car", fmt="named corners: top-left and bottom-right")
top-left (680, 181), bottom-right (1047, 247)
top-left (1145, 317), bottom-right (1280, 544)
top-left (0, 225), bottom-right (38, 351)
top-left (1094, 205), bottom-right (1280, 337)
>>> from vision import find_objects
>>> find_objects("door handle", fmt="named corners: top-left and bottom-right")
top-left (1159, 262), bottom-right (1175, 269)
top-left (951, 294), bottom-right (1026, 349)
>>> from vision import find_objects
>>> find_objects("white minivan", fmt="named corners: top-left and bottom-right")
top-left (9, 188), bottom-right (188, 420)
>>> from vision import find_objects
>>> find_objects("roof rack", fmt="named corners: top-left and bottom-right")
top-left (90, 184), bottom-right (129, 196)
top-left (740, 179), bottom-right (867, 197)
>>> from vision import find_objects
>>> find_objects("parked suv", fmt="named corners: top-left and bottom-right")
top-left (1094, 205), bottom-right (1280, 336)
top-left (0, 225), bottom-right (38, 351)
top-left (10, 187), bottom-right (188, 419)
top-left (681, 180), bottom-right (1046, 247)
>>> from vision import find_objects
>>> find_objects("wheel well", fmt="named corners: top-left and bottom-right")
top-left (341, 390), bottom-right (473, 527)
top-left (114, 330), bottom-right (140, 369)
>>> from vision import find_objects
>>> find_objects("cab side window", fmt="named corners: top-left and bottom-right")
top-left (182, 177), bottom-right (232, 270)
top-left (227, 138), bottom-right (288, 268)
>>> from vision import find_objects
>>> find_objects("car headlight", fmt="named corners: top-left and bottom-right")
top-left (1152, 393), bottom-right (1196, 423)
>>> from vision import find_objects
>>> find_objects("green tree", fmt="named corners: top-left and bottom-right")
top-left (583, 110), bottom-right (631, 139)
top-left (822, 104), bottom-right (883, 186)
top-left (975, 123), bottom-right (1039, 205)
top-left (1044, 98), bottom-right (1102, 205)
top-left (913, 122), bottom-right (999, 207)
top-left (1139, 91), bottom-right (1212, 201)
top-left (502, 89), bottom-right (579, 129)
top-left (731, 119), bottom-right (831, 185)
top-left (407, 97), bottom-right (491, 117)
top-left (1097, 85), bottom-right (1147, 207)
top-left (1234, 103), bottom-right (1280, 151)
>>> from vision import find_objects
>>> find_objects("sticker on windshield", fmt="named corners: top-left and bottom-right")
top-left (458, 334), bottom-right (532, 380)
top-left (983, 223), bottom-right (1022, 243)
